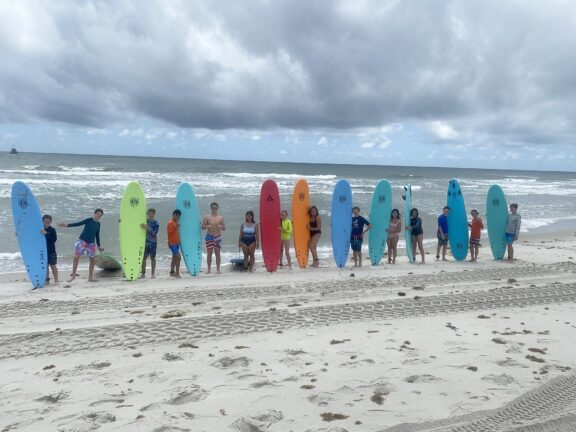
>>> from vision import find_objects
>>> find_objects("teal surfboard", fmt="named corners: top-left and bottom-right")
top-left (486, 185), bottom-right (508, 260)
top-left (447, 179), bottom-right (469, 261)
top-left (331, 179), bottom-right (353, 268)
top-left (11, 181), bottom-right (47, 289)
top-left (119, 182), bottom-right (147, 281)
top-left (176, 182), bottom-right (202, 276)
top-left (369, 180), bottom-right (392, 265)
top-left (403, 185), bottom-right (414, 263)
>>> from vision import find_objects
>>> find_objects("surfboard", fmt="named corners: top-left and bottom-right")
top-left (369, 179), bottom-right (393, 265)
top-left (176, 182), bottom-right (202, 276)
top-left (486, 184), bottom-right (508, 260)
top-left (11, 181), bottom-right (47, 289)
top-left (292, 178), bottom-right (310, 268)
top-left (447, 179), bottom-right (469, 261)
top-left (119, 181), bottom-right (147, 281)
top-left (95, 253), bottom-right (122, 271)
top-left (403, 185), bottom-right (414, 263)
top-left (260, 179), bottom-right (281, 272)
top-left (331, 179), bottom-right (353, 268)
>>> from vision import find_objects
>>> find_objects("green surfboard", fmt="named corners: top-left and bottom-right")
top-left (119, 182), bottom-right (147, 280)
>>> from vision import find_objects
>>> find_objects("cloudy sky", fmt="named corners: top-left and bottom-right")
top-left (1, 0), bottom-right (575, 171)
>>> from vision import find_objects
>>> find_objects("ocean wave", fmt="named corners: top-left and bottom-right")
top-left (0, 252), bottom-right (21, 260)
top-left (220, 172), bottom-right (337, 180)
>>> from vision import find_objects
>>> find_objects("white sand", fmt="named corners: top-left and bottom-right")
top-left (1, 231), bottom-right (575, 431)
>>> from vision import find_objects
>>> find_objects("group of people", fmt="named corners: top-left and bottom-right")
top-left (39, 201), bottom-right (522, 284)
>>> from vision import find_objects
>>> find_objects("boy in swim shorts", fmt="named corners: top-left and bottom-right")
top-left (141, 208), bottom-right (159, 278)
top-left (167, 209), bottom-right (181, 277)
top-left (505, 203), bottom-right (521, 262)
top-left (202, 202), bottom-right (225, 274)
top-left (58, 208), bottom-right (104, 282)
top-left (41, 214), bottom-right (59, 284)
top-left (436, 206), bottom-right (449, 261)
top-left (350, 206), bottom-right (371, 267)
top-left (468, 209), bottom-right (484, 262)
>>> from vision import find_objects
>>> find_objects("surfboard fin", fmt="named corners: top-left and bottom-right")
top-left (401, 195), bottom-right (406, 201)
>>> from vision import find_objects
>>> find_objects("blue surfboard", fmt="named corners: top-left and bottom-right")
top-left (331, 179), bottom-right (353, 268)
top-left (176, 182), bottom-right (202, 276)
top-left (447, 179), bottom-right (469, 261)
top-left (369, 180), bottom-right (392, 265)
top-left (11, 181), bottom-right (47, 289)
top-left (403, 185), bottom-right (414, 263)
top-left (486, 185), bottom-right (508, 260)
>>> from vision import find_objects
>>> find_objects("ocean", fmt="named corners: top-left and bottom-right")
top-left (2, 152), bottom-right (576, 274)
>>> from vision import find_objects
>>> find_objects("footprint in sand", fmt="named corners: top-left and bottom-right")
top-left (211, 356), bottom-right (252, 369)
top-left (307, 392), bottom-right (334, 407)
top-left (481, 373), bottom-right (516, 385)
top-left (404, 374), bottom-right (443, 383)
top-left (230, 409), bottom-right (283, 432)
top-left (164, 385), bottom-right (208, 405)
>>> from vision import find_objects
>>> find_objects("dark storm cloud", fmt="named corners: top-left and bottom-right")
top-left (0, 0), bottom-right (575, 145)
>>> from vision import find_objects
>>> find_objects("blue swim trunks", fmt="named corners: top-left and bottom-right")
top-left (144, 241), bottom-right (157, 258)
top-left (350, 236), bottom-right (363, 252)
top-left (505, 233), bottom-right (515, 244)
top-left (169, 244), bottom-right (180, 255)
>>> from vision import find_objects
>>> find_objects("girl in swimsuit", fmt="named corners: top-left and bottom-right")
top-left (279, 210), bottom-right (293, 269)
top-left (307, 206), bottom-right (321, 267)
top-left (238, 211), bottom-right (259, 272)
top-left (387, 208), bottom-right (401, 264)
top-left (408, 208), bottom-right (425, 264)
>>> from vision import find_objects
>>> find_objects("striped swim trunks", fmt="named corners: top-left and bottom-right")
top-left (205, 234), bottom-right (222, 249)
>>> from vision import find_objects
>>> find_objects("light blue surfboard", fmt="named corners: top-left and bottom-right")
top-left (369, 180), bottom-right (392, 265)
top-left (331, 179), bottom-right (353, 268)
top-left (11, 181), bottom-right (47, 289)
top-left (486, 184), bottom-right (508, 260)
top-left (176, 182), bottom-right (202, 276)
top-left (403, 185), bottom-right (414, 263)
top-left (447, 179), bottom-right (469, 261)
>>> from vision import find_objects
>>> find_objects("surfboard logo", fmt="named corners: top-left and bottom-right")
top-left (299, 192), bottom-right (305, 201)
top-left (130, 197), bottom-right (139, 207)
top-left (18, 198), bottom-right (28, 209)
top-left (493, 198), bottom-right (500, 207)
top-left (378, 195), bottom-right (386, 203)
top-left (339, 195), bottom-right (347, 203)
top-left (266, 194), bottom-right (274, 202)
top-left (183, 199), bottom-right (191, 209)
top-left (457, 242), bottom-right (464, 249)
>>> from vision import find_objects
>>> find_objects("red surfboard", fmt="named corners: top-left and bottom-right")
top-left (259, 179), bottom-right (281, 272)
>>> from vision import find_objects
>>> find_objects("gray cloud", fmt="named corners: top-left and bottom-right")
top-left (0, 0), bottom-right (575, 147)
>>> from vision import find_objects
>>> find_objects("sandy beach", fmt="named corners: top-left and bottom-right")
top-left (1, 231), bottom-right (575, 432)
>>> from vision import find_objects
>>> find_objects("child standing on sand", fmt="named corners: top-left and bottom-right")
top-left (387, 209), bottom-right (401, 264)
top-left (41, 215), bottom-right (59, 284)
top-left (468, 209), bottom-right (484, 262)
top-left (505, 203), bottom-right (521, 262)
top-left (350, 206), bottom-right (371, 267)
top-left (408, 208), bottom-right (425, 264)
top-left (202, 202), bottom-right (226, 274)
top-left (141, 208), bottom-right (159, 278)
top-left (280, 210), bottom-right (293, 269)
top-left (167, 209), bottom-right (181, 277)
top-left (58, 209), bottom-right (104, 282)
top-left (436, 206), bottom-right (449, 261)
top-left (307, 206), bottom-right (322, 267)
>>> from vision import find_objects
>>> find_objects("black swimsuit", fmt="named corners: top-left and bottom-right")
top-left (310, 217), bottom-right (321, 236)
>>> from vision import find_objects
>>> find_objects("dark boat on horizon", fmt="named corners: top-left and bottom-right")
top-left (10, 146), bottom-right (18, 154)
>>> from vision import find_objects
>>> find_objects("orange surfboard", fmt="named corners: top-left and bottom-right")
top-left (292, 179), bottom-right (310, 268)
